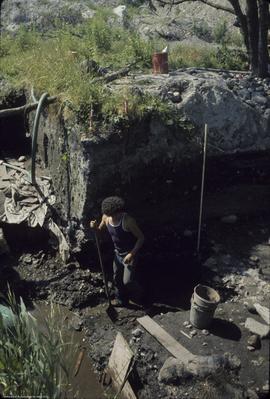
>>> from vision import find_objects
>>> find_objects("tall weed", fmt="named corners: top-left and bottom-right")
top-left (0, 290), bottom-right (75, 398)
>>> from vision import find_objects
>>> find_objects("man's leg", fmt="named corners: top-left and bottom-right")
top-left (123, 260), bottom-right (143, 304)
top-left (113, 253), bottom-right (128, 304)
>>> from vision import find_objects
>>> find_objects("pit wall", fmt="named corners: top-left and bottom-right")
top-left (34, 106), bottom-right (203, 237)
top-left (34, 100), bottom-right (270, 252)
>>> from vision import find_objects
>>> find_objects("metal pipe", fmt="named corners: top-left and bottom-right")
top-left (197, 124), bottom-right (208, 255)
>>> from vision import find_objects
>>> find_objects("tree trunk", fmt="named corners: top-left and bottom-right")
top-left (229, 1), bottom-right (249, 58)
top-left (246, 0), bottom-right (259, 74)
top-left (258, 0), bottom-right (270, 77)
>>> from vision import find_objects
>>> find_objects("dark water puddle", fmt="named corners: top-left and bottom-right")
top-left (31, 302), bottom-right (107, 399)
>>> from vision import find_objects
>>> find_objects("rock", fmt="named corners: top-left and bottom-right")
top-left (190, 330), bottom-right (197, 337)
top-left (18, 155), bottom-right (26, 162)
top-left (1, 0), bottom-right (96, 32)
top-left (159, 352), bottom-right (241, 384)
top-left (263, 109), bottom-right (270, 120)
top-left (246, 389), bottom-right (259, 399)
top-left (23, 255), bottom-right (32, 264)
top-left (224, 353), bottom-right (241, 370)
top-left (132, 328), bottom-right (143, 338)
top-left (0, 228), bottom-right (10, 255)
top-left (221, 215), bottom-right (238, 224)
top-left (113, 5), bottom-right (126, 19)
top-left (252, 95), bottom-right (268, 106)
top-left (247, 345), bottom-right (256, 352)
top-left (69, 315), bottom-right (83, 331)
top-left (253, 303), bottom-right (270, 325)
top-left (202, 329), bottom-right (209, 335)
top-left (249, 255), bottom-right (259, 263)
top-left (245, 318), bottom-right (270, 339)
top-left (158, 357), bottom-right (192, 384)
top-left (183, 321), bottom-right (190, 326)
top-left (247, 335), bottom-right (261, 349)
top-left (238, 89), bottom-right (250, 100)
top-left (262, 383), bottom-right (269, 393)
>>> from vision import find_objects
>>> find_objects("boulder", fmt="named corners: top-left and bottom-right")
top-left (159, 353), bottom-right (241, 384)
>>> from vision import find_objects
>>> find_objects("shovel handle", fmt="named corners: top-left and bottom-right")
top-left (94, 231), bottom-right (111, 305)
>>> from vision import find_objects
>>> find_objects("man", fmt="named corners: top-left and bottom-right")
top-left (90, 196), bottom-right (144, 307)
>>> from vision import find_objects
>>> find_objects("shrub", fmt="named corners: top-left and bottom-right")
top-left (192, 20), bottom-right (212, 42)
top-left (213, 20), bottom-right (229, 45)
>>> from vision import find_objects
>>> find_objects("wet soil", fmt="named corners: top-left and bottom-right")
top-left (1, 209), bottom-right (269, 398)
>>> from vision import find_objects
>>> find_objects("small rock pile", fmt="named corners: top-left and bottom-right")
top-left (223, 74), bottom-right (270, 117)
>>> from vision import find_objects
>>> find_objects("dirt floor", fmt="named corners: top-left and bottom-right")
top-left (0, 210), bottom-right (269, 399)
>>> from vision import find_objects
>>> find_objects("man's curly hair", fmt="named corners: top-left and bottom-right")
top-left (101, 196), bottom-right (125, 216)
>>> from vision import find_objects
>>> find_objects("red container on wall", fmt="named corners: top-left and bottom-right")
top-left (152, 52), bottom-right (169, 74)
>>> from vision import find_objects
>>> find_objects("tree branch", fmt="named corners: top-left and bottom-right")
top-left (91, 61), bottom-right (140, 84)
top-left (156, 0), bottom-right (235, 14)
top-left (0, 96), bottom-right (57, 118)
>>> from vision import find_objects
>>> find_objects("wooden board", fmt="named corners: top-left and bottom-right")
top-left (137, 315), bottom-right (194, 362)
top-left (108, 332), bottom-right (137, 399)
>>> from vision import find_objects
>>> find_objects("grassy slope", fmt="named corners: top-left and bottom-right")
top-left (0, 7), bottom-right (246, 124)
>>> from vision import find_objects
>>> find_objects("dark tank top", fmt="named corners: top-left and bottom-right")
top-left (106, 214), bottom-right (136, 254)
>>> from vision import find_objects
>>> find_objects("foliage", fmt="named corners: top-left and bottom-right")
top-left (192, 20), bottom-right (212, 41)
top-left (213, 20), bottom-right (244, 48)
top-left (0, 7), bottom-right (247, 125)
top-left (213, 20), bottom-right (229, 45)
top-left (215, 45), bottom-right (247, 70)
top-left (0, 290), bottom-right (75, 398)
top-left (169, 43), bottom-right (246, 70)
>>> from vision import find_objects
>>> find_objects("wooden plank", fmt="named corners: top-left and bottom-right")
top-left (254, 303), bottom-right (270, 325)
top-left (137, 315), bottom-right (194, 362)
top-left (108, 332), bottom-right (137, 399)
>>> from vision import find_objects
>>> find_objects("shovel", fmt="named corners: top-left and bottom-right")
top-left (94, 231), bottom-right (118, 322)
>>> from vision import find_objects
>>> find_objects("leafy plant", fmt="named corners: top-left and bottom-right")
top-left (0, 6), bottom-right (247, 127)
top-left (192, 19), bottom-right (212, 41)
top-left (213, 20), bottom-right (229, 45)
top-left (0, 290), bottom-right (75, 398)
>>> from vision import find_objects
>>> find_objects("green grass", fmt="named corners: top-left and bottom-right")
top-left (0, 9), bottom-right (246, 125)
top-left (0, 290), bottom-right (75, 398)
top-left (0, 10), bottom-right (154, 101)
top-left (169, 43), bottom-right (247, 70)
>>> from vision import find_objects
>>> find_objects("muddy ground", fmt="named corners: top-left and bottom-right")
top-left (0, 208), bottom-right (269, 398)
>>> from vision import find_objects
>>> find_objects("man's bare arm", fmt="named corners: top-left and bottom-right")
top-left (125, 216), bottom-right (144, 257)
